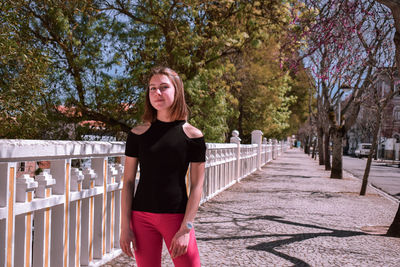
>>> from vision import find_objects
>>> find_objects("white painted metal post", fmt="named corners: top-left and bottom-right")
top-left (230, 130), bottom-right (241, 181)
top-left (92, 157), bottom-right (108, 259)
top-left (0, 164), bottom-right (7, 267)
top-left (251, 130), bottom-right (263, 170)
top-left (114, 163), bottom-right (123, 249)
top-left (81, 167), bottom-right (97, 265)
top-left (50, 159), bottom-right (71, 267)
top-left (14, 175), bottom-right (37, 267)
top-left (1, 163), bottom-right (16, 267)
top-left (107, 164), bottom-right (117, 253)
top-left (33, 171), bottom-right (55, 267)
top-left (262, 138), bottom-right (268, 164)
top-left (69, 168), bottom-right (84, 267)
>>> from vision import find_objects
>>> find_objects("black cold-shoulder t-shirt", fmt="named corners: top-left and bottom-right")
top-left (124, 119), bottom-right (206, 213)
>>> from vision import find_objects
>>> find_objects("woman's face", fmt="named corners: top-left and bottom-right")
top-left (149, 74), bottom-right (175, 113)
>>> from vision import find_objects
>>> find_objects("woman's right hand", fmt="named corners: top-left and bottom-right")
top-left (120, 227), bottom-right (137, 258)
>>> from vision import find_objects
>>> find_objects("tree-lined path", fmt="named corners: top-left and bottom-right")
top-left (105, 149), bottom-right (400, 266)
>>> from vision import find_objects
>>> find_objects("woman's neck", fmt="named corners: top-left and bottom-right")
top-left (157, 111), bottom-right (173, 122)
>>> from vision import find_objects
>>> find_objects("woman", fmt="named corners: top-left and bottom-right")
top-left (120, 66), bottom-right (206, 267)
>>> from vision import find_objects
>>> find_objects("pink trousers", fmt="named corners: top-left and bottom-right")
top-left (130, 211), bottom-right (201, 267)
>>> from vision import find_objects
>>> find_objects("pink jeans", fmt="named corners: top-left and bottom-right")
top-left (130, 211), bottom-right (201, 267)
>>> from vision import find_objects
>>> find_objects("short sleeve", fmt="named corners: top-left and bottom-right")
top-left (125, 131), bottom-right (139, 157)
top-left (188, 137), bottom-right (206, 162)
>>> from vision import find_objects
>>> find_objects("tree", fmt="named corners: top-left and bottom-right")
top-left (284, 64), bottom-right (314, 139)
top-left (376, 0), bottom-right (400, 70)
top-left (360, 68), bottom-right (399, 197)
top-left (104, 0), bottom-right (302, 141)
top-left (374, 0), bottom-right (400, 238)
top-left (0, 1), bottom-right (51, 138)
top-left (283, 0), bottom-right (400, 236)
top-left (2, 0), bottom-right (304, 142)
top-left (227, 40), bottom-right (297, 143)
top-left (292, 0), bottom-right (394, 178)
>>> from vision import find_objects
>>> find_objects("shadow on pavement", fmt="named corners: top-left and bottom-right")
top-left (197, 212), bottom-right (367, 267)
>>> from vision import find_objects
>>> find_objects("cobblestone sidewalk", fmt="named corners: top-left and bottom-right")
top-left (104, 148), bottom-right (400, 267)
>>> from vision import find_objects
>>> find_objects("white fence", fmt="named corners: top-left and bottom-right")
top-left (0, 131), bottom-right (289, 267)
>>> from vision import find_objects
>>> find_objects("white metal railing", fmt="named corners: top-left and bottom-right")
top-left (0, 140), bottom-right (125, 267)
top-left (0, 133), bottom-right (289, 267)
top-left (239, 144), bottom-right (258, 179)
top-left (261, 143), bottom-right (273, 165)
top-left (202, 143), bottom-right (237, 203)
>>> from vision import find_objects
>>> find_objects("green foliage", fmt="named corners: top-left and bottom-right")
top-left (0, 1), bottom-right (51, 138)
top-left (1, 0), bottom-right (310, 142)
top-left (226, 39), bottom-right (298, 142)
top-left (283, 65), bottom-right (314, 138)
top-left (185, 64), bottom-right (236, 142)
top-left (34, 168), bottom-right (43, 176)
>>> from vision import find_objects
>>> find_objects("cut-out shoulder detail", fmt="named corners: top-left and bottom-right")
top-left (182, 123), bottom-right (204, 138)
top-left (131, 122), bottom-right (151, 135)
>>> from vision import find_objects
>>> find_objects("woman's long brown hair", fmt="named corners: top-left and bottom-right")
top-left (142, 67), bottom-right (189, 123)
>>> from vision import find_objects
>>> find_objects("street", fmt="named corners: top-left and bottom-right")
top-left (343, 155), bottom-right (400, 201)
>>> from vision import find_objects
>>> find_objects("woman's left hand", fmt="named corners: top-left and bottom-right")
top-left (169, 229), bottom-right (190, 259)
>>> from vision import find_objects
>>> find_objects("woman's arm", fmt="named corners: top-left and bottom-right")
top-left (120, 156), bottom-right (139, 257)
top-left (182, 162), bottom-right (205, 228)
top-left (169, 161), bottom-right (205, 259)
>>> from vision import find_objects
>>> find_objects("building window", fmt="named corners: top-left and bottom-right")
top-left (19, 162), bottom-right (25, 172)
top-left (394, 107), bottom-right (400, 121)
top-left (395, 83), bottom-right (400, 98)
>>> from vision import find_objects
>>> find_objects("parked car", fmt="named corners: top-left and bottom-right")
top-left (354, 143), bottom-right (372, 158)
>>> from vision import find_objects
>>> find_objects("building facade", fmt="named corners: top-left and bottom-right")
top-left (346, 69), bottom-right (400, 160)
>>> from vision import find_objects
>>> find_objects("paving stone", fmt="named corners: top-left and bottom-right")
top-left (104, 149), bottom-right (400, 266)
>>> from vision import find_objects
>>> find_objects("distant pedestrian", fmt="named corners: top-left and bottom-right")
top-left (120, 66), bottom-right (206, 267)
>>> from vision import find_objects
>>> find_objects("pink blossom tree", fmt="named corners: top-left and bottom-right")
top-left (283, 0), bottom-right (400, 237)
top-left (284, 0), bottom-right (394, 179)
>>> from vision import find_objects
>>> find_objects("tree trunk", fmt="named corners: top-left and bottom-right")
top-left (312, 137), bottom-right (317, 159)
top-left (387, 204), bottom-right (400, 237)
top-left (330, 129), bottom-right (343, 179)
top-left (238, 96), bottom-right (243, 135)
top-left (304, 135), bottom-right (310, 154)
top-left (360, 112), bottom-right (381, 195)
top-left (318, 127), bottom-right (324, 165)
top-left (324, 132), bottom-right (331, 171)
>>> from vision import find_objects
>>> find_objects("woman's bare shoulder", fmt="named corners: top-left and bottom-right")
top-left (182, 123), bottom-right (204, 138)
top-left (131, 122), bottom-right (151, 135)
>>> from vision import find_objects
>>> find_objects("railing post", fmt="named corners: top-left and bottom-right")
top-left (0, 163), bottom-right (16, 267)
top-left (230, 130), bottom-right (241, 181)
top-left (92, 157), bottom-right (108, 259)
top-left (81, 167), bottom-right (97, 265)
top-left (33, 170), bottom-right (56, 267)
top-left (50, 159), bottom-right (71, 267)
top-left (272, 139), bottom-right (277, 160)
top-left (262, 138), bottom-right (268, 164)
top-left (15, 175), bottom-right (38, 267)
top-left (251, 130), bottom-right (263, 170)
top-left (69, 168), bottom-right (84, 267)
top-left (114, 162), bottom-right (124, 249)
top-left (107, 164), bottom-right (118, 253)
